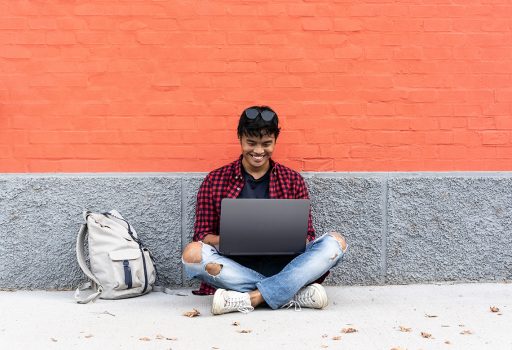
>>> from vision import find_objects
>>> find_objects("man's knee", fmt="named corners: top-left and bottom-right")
top-left (205, 263), bottom-right (223, 276)
top-left (328, 232), bottom-right (347, 252)
top-left (182, 242), bottom-right (203, 264)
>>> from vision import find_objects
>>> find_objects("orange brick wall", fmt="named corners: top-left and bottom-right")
top-left (1, 0), bottom-right (512, 172)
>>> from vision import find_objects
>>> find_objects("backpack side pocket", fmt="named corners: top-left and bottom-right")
top-left (108, 249), bottom-right (143, 291)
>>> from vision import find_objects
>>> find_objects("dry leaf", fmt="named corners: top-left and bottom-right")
top-left (183, 308), bottom-right (200, 317)
top-left (341, 327), bottom-right (357, 334)
top-left (425, 314), bottom-right (438, 318)
top-left (421, 332), bottom-right (432, 338)
top-left (50, 338), bottom-right (58, 342)
top-left (332, 336), bottom-right (342, 340)
top-left (390, 348), bottom-right (406, 350)
top-left (237, 329), bottom-right (252, 334)
top-left (139, 337), bottom-right (151, 341)
top-left (490, 306), bottom-right (500, 313)
top-left (320, 345), bottom-right (328, 349)
top-left (460, 330), bottom-right (473, 335)
top-left (445, 340), bottom-right (451, 344)
top-left (321, 334), bottom-right (328, 338)
top-left (399, 326), bottom-right (412, 332)
top-left (232, 321), bottom-right (240, 326)
top-left (84, 334), bottom-right (93, 338)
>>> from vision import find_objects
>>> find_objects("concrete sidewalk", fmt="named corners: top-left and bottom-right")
top-left (0, 283), bottom-right (510, 350)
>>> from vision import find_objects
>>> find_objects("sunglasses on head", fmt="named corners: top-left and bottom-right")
top-left (244, 108), bottom-right (276, 122)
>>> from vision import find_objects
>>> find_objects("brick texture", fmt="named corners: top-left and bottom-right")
top-left (1, 0), bottom-right (512, 172)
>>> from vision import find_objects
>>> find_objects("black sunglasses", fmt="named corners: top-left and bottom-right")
top-left (244, 108), bottom-right (276, 122)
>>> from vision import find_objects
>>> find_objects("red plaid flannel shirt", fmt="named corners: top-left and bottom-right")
top-left (191, 156), bottom-right (317, 295)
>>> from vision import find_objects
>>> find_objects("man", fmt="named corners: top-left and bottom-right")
top-left (182, 106), bottom-right (347, 315)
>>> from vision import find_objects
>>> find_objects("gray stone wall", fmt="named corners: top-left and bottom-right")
top-left (1, 173), bottom-right (511, 290)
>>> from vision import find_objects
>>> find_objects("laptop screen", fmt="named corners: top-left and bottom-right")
top-left (219, 199), bottom-right (310, 256)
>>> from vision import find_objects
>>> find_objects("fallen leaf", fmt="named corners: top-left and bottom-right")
top-left (332, 336), bottom-right (342, 340)
top-left (139, 337), bottom-right (151, 341)
top-left (425, 314), bottom-right (438, 318)
top-left (341, 327), bottom-right (357, 334)
top-left (398, 326), bottom-right (412, 332)
top-left (237, 329), bottom-right (252, 334)
top-left (212, 347), bottom-right (220, 349)
top-left (232, 321), bottom-right (240, 326)
top-left (445, 340), bottom-right (451, 344)
top-left (84, 334), bottom-right (93, 338)
top-left (490, 306), bottom-right (500, 313)
top-left (183, 308), bottom-right (200, 317)
top-left (321, 334), bottom-right (328, 338)
top-left (441, 325), bottom-right (451, 328)
top-left (421, 332), bottom-right (432, 338)
top-left (50, 338), bottom-right (58, 342)
top-left (320, 345), bottom-right (328, 349)
top-left (390, 347), bottom-right (406, 350)
top-left (460, 330), bottom-right (473, 335)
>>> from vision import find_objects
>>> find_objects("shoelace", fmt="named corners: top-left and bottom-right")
top-left (225, 296), bottom-right (254, 314)
top-left (296, 289), bottom-right (315, 304)
top-left (283, 300), bottom-right (302, 312)
top-left (284, 288), bottom-right (316, 311)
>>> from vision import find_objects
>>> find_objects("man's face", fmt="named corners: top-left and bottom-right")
top-left (240, 133), bottom-right (276, 171)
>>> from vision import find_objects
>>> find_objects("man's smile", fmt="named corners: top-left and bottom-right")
top-left (251, 154), bottom-right (265, 161)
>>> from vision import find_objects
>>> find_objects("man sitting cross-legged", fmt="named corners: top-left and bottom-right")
top-left (182, 105), bottom-right (348, 315)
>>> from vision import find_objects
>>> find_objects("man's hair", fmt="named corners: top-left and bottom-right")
top-left (237, 105), bottom-right (281, 140)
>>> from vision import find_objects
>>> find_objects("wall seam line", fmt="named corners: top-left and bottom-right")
top-left (381, 174), bottom-right (389, 284)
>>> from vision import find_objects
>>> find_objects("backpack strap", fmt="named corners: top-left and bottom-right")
top-left (74, 223), bottom-right (103, 304)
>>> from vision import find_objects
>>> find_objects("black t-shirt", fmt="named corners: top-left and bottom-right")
top-left (231, 164), bottom-right (294, 277)
top-left (239, 164), bottom-right (271, 199)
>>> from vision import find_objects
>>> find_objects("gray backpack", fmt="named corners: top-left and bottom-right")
top-left (75, 210), bottom-right (157, 304)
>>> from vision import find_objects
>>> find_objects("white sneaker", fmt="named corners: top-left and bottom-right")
top-left (285, 283), bottom-right (328, 311)
top-left (211, 289), bottom-right (254, 315)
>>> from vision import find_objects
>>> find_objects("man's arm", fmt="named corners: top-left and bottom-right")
top-left (294, 174), bottom-right (316, 242)
top-left (193, 175), bottom-right (220, 245)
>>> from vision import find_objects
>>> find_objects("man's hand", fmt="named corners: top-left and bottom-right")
top-left (202, 234), bottom-right (220, 248)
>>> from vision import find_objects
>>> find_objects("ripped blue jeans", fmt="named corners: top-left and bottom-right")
top-left (182, 234), bottom-right (346, 309)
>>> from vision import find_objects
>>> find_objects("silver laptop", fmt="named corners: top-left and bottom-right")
top-left (218, 198), bottom-right (310, 256)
